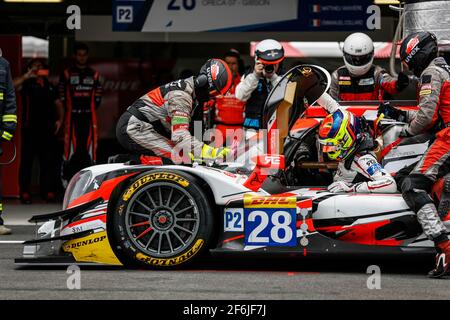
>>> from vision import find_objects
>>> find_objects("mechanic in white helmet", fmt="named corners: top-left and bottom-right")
top-left (330, 32), bottom-right (409, 101)
top-left (235, 39), bottom-right (284, 129)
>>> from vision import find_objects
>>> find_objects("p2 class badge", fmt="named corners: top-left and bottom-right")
top-left (243, 195), bottom-right (297, 247)
top-left (224, 208), bottom-right (244, 232)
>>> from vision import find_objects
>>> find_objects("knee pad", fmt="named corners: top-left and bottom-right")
top-left (402, 174), bottom-right (434, 213)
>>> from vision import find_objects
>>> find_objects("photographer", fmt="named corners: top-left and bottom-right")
top-left (236, 39), bottom-right (284, 130)
top-left (14, 58), bottom-right (64, 204)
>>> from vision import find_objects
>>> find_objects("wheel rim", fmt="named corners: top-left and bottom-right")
top-left (124, 182), bottom-right (200, 258)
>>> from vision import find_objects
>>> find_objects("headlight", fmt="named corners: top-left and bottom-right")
top-left (62, 170), bottom-right (93, 209)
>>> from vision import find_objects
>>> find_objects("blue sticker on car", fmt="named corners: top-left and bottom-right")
top-left (244, 208), bottom-right (297, 247)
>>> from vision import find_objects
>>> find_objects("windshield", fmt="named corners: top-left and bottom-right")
top-left (223, 65), bottom-right (331, 173)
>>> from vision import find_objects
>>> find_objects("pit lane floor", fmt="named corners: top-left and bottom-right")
top-left (1, 201), bottom-right (450, 300)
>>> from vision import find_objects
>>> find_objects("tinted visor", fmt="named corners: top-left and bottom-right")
top-left (344, 51), bottom-right (373, 66)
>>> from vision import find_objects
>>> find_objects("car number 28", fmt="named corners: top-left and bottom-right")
top-left (244, 209), bottom-right (296, 247)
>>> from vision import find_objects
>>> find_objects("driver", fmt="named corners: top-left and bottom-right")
top-left (330, 32), bottom-right (409, 101)
top-left (116, 59), bottom-right (232, 164)
top-left (318, 109), bottom-right (397, 193)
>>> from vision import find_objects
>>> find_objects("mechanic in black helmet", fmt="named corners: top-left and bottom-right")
top-left (236, 39), bottom-right (284, 130)
top-left (116, 59), bottom-right (233, 163)
top-left (378, 31), bottom-right (450, 278)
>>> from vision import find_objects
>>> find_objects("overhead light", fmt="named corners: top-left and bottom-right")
top-left (374, 0), bottom-right (400, 4)
top-left (4, 0), bottom-right (63, 3)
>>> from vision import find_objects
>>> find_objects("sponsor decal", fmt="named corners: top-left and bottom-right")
top-left (224, 208), bottom-right (244, 232)
top-left (122, 172), bottom-right (189, 201)
top-left (135, 239), bottom-right (204, 266)
top-left (64, 231), bottom-right (122, 265)
top-left (64, 235), bottom-right (107, 250)
top-left (358, 77), bottom-right (375, 86)
top-left (421, 84), bottom-right (432, 90)
top-left (83, 76), bottom-right (94, 85)
top-left (339, 76), bottom-right (351, 81)
top-left (210, 62), bottom-right (220, 81)
top-left (244, 194), bottom-right (296, 209)
top-left (339, 80), bottom-right (351, 86)
top-left (419, 89), bottom-right (432, 96)
top-left (70, 75), bottom-right (80, 85)
top-left (406, 37), bottom-right (419, 55)
top-left (367, 163), bottom-right (382, 176)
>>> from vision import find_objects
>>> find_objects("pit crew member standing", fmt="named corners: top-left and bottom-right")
top-left (0, 52), bottom-right (17, 235)
top-left (377, 31), bottom-right (450, 278)
top-left (14, 59), bottom-right (64, 204)
top-left (116, 59), bottom-right (233, 163)
top-left (318, 109), bottom-right (397, 194)
top-left (210, 49), bottom-right (245, 139)
top-left (58, 42), bottom-right (102, 183)
top-left (236, 39), bottom-right (284, 130)
top-left (330, 33), bottom-right (409, 101)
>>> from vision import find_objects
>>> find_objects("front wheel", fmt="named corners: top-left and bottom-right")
top-left (110, 170), bottom-right (214, 269)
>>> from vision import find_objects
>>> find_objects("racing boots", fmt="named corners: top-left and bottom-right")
top-left (428, 240), bottom-right (450, 278)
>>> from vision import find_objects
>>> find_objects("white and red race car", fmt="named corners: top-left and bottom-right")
top-left (16, 65), bottom-right (449, 268)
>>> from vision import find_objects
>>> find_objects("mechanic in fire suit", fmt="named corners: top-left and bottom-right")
top-left (318, 109), bottom-right (397, 194)
top-left (116, 59), bottom-right (233, 163)
top-left (376, 31), bottom-right (450, 278)
top-left (58, 42), bottom-right (102, 183)
top-left (209, 49), bottom-right (245, 140)
top-left (236, 39), bottom-right (284, 130)
top-left (0, 51), bottom-right (17, 235)
top-left (330, 33), bottom-right (409, 101)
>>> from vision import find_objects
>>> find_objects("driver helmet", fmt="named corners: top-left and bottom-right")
top-left (400, 31), bottom-right (438, 77)
top-left (318, 109), bottom-right (362, 161)
top-left (255, 39), bottom-right (285, 65)
top-left (196, 58), bottom-right (233, 97)
top-left (342, 33), bottom-right (374, 77)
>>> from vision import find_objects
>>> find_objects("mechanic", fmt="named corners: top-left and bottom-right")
top-left (208, 49), bottom-right (245, 141)
top-left (235, 39), bottom-right (284, 130)
top-left (0, 49), bottom-right (18, 235)
top-left (116, 58), bottom-right (233, 163)
top-left (318, 109), bottom-right (397, 194)
top-left (14, 58), bottom-right (64, 204)
top-left (58, 42), bottom-right (102, 184)
top-left (377, 31), bottom-right (450, 278)
top-left (330, 32), bottom-right (409, 101)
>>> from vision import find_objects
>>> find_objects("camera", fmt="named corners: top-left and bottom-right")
top-left (263, 64), bottom-right (274, 74)
top-left (32, 69), bottom-right (49, 77)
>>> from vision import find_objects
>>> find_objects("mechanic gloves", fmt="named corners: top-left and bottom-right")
top-left (190, 144), bottom-right (231, 163)
top-left (377, 101), bottom-right (407, 122)
top-left (395, 71), bottom-right (410, 92)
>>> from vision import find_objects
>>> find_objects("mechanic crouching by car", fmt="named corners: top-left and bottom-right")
top-left (330, 32), bottom-right (409, 101)
top-left (235, 39), bottom-right (284, 130)
top-left (116, 59), bottom-right (233, 164)
top-left (318, 109), bottom-right (397, 194)
top-left (377, 31), bottom-right (450, 278)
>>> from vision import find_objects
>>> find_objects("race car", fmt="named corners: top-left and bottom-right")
top-left (16, 65), bottom-right (450, 268)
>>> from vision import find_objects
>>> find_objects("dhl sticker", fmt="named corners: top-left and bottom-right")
top-left (244, 194), bottom-right (296, 208)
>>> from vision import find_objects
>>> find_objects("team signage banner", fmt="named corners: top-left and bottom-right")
top-left (113, 0), bottom-right (373, 32)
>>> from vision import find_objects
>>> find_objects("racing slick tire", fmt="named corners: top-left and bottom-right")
top-left (109, 169), bottom-right (215, 269)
